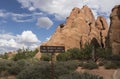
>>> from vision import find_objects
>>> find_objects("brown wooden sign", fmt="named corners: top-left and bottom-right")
top-left (40, 46), bottom-right (65, 53)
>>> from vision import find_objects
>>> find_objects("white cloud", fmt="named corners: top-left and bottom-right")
top-left (36, 17), bottom-right (53, 29)
top-left (0, 0), bottom-right (119, 27)
top-left (0, 33), bottom-right (16, 40)
top-left (29, 7), bottom-right (35, 11)
top-left (17, 0), bottom-right (84, 20)
top-left (0, 31), bottom-right (41, 53)
top-left (17, 0), bottom-right (120, 22)
top-left (0, 10), bottom-right (9, 18)
top-left (0, 10), bottom-right (44, 23)
top-left (0, 12), bottom-right (5, 17)
top-left (11, 13), bottom-right (35, 22)
top-left (17, 30), bottom-right (40, 43)
top-left (12, 17), bottom-right (34, 22)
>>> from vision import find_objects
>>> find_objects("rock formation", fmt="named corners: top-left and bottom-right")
top-left (41, 6), bottom-right (108, 50)
top-left (106, 5), bottom-right (120, 54)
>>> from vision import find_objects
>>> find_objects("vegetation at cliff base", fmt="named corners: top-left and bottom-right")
top-left (0, 44), bottom-right (120, 79)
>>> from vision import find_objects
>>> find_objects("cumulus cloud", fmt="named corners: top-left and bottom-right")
top-left (0, 33), bottom-right (16, 40)
top-left (0, 0), bottom-right (120, 29)
top-left (0, 9), bottom-right (52, 29)
top-left (17, 0), bottom-right (83, 20)
top-left (0, 31), bottom-right (41, 53)
top-left (17, 0), bottom-right (120, 20)
top-left (36, 17), bottom-right (53, 29)
top-left (17, 31), bottom-right (40, 43)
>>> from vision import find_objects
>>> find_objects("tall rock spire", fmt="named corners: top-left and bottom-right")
top-left (106, 5), bottom-right (120, 54)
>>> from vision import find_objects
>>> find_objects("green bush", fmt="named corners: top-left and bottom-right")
top-left (57, 44), bottom-right (93, 61)
top-left (96, 48), bottom-right (112, 59)
top-left (59, 72), bottom-right (103, 79)
top-left (54, 63), bottom-right (70, 79)
top-left (0, 59), bottom-right (14, 73)
top-left (17, 61), bottom-right (51, 79)
top-left (41, 53), bottom-right (51, 61)
top-left (112, 61), bottom-right (120, 68)
top-left (0, 53), bottom-right (8, 59)
top-left (104, 61), bottom-right (118, 69)
top-left (17, 61), bottom-right (79, 79)
top-left (106, 55), bottom-right (120, 61)
top-left (7, 59), bottom-right (27, 75)
top-left (55, 60), bottom-right (79, 71)
top-left (67, 48), bottom-right (81, 60)
top-left (81, 61), bottom-right (98, 69)
top-left (82, 44), bottom-right (93, 60)
top-left (57, 52), bottom-right (71, 61)
top-left (12, 48), bottom-right (38, 61)
top-left (53, 60), bottom-right (79, 79)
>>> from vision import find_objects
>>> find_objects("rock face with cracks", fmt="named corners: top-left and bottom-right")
top-left (42, 6), bottom-right (108, 50)
top-left (106, 5), bottom-right (120, 54)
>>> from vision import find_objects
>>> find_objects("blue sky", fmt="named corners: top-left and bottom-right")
top-left (0, 0), bottom-right (120, 53)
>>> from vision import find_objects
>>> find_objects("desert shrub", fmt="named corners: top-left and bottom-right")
top-left (104, 61), bottom-right (118, 69)
top-left (82, 44), bottom-right (93, 60)
top-left (57, 48), bottom-right (81, 61)
top-left (78, 61), bottom-right (84, 67)
top-left (63, 60), bottom-right (79, 70)
top-left (57, 44), bottom-right (93, 61)
top-left (95, 48), bottom-right (106, 60)
top-left (67, 48), bottom-right (81, 60)
top-left (106, 54), bottom-right (120, 61)
top-left (96, 48), bottom-right (112, 59)
top-left (41, 53), bottom-right (51, 61)
top-left (54, 60), bottom-right (79, 79)
top-left (57, 51), bottom-right (71, 61)
top-left (0, 60), bottom-right (14, 73)
top-left (59, 72), bottom-right (103, 79)
top-left (112, 61), bottom-right (120, 68)
top-left (17, 61), bottom-right (79, 79)
top-left (55, 60), bottom-right (79, 70)
top-left (17, 61), bottom-right (51, 79)
top-left (0, 53), bottom-right (8, 59)
top-left (81, 61), bottom-right (98, 69)
top-left (68, 44), bottom-right (93, 60)
top-left (104, 60), bottom-right (120, 69)
top-left (98, 61), bottom-right (105, 66)
top-left (12, 48), bottom-right (38, 61)
top-left (54, 63), bottom-right (70, 78)
top-left (7, 59), bottom-right (27, 75)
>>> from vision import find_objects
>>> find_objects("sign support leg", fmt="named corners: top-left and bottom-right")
top-left (51, 53), bottom-right (55, 79)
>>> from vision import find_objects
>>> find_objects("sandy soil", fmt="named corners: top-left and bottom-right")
top-left (76, 66), bottom-right (120, 79)
top-left (0, 75), bottom-right (16, 79)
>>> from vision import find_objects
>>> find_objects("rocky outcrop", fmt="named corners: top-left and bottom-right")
top-left (42, 6), bottom-right (108, 50)
top-left (106, 5), bottom-right (120, 54)
top-left (96, 16), bottom-right (108, 48)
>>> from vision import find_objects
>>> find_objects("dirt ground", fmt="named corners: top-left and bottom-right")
top-left (0, 75), bottom-right (16, 79)
top-left (76, 66), bottom-right (120, 79)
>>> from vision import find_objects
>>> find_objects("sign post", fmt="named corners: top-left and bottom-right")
top-left (40, 46), bottom-right (65, 79)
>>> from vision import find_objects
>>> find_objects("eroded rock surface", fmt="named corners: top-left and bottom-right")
top-left (41, 6), bottom-right (108, 50)
top-left (107, 5), bottom-right (120, 54)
